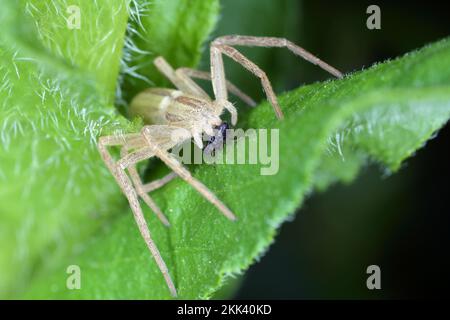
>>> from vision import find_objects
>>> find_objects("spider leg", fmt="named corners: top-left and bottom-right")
top-left (120, 143), bottom-right (174, 227)
top-left (98, 135), bottom-right (178, 297)
top-left (210, 44), bottom-right (283, 119)
top-left (142, 172), bottom-right (178, 193)
top-left (176, 67), bottom-right (256, 107)
top-left (214, 35), bottom-right (343, 78)
top-left (154, 56), bottom-right (210, 99)
top-left (97, 133), bottom-right (141, 178)
top-left (210, 35), bottom-right (343, 119)
top-left (141, 126), bottom-right (236, 221)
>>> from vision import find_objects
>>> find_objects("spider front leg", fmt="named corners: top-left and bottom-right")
top-left (210, 35), bottom-right (344, 119)
top-left (154, 56), bottom-right (256, 106)
top-left (141, 126), bottom-right (236, 221)
top-left (154, 56), bottom-right (210, 99)
top-left (210, 43), bottom-right (284, 119)
top-left (176, 67), bottom-right (256, 107)
top-left (98, 135), bottom-right (178, 297)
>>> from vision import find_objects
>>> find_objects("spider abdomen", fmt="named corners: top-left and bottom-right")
top-left (129, 88), bottom-right (211, 127)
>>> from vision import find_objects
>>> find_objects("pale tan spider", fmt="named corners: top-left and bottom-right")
top-left (98, 35), bottom-right (343, 297)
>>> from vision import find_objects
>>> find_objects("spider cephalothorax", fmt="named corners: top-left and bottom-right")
top-left (98, 35), bottom-right (343, 297)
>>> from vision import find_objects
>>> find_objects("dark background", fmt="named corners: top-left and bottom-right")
top-left (201, 0), bottom-right (450, 299)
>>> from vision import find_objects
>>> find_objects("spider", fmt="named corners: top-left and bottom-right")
top-left (98, 35), bottom-right (343, 297)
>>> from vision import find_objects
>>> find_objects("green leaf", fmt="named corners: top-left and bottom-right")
top-left (0, 0), bottom-right (221, 298)
top-left (0, 0), bottom-right (133, 296)
top-left (24, 37), bottom-right (450, 299)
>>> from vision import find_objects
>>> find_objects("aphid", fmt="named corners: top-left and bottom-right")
top-left (98, 35), bottom-right (343, 297)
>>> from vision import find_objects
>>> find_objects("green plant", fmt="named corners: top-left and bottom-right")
top-left (0, 0), bottom-right (449, 299)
